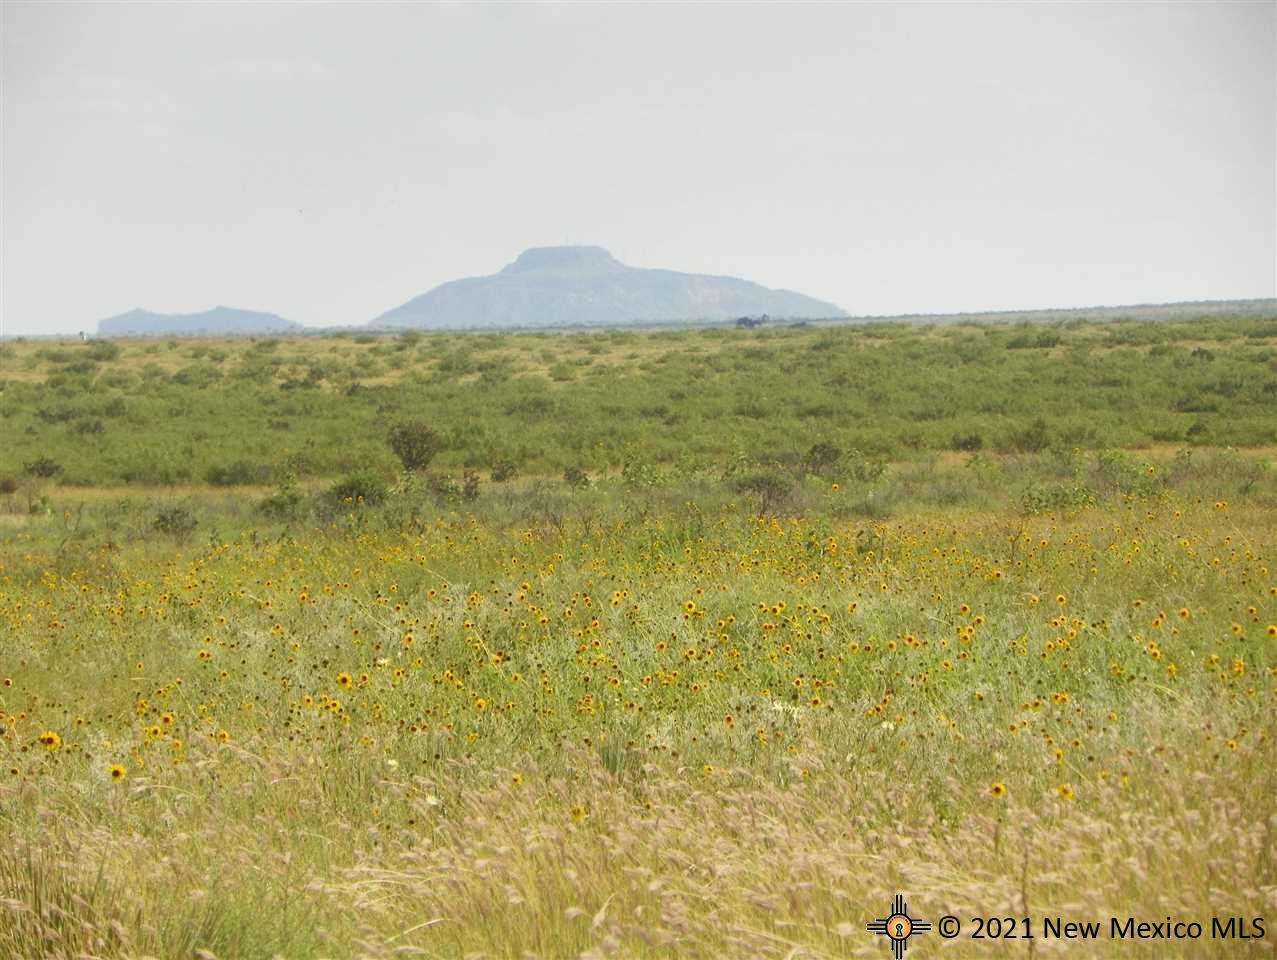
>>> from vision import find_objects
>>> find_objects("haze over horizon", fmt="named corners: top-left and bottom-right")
top-left (3, 2), bottom-right (1274, 336)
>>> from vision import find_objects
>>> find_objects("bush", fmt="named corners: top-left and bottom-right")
top-left (24, 457), bottom-right (62, 478)
top-left (951, 433), bottom-right (984, 452)
top-left (621, 460), bottom-right (671, 488)
top-left (152, 507), bottom-right (197, 537)
top-left (1006, 331), bottom-right (1062, 350)
top-left (1010, 417), bottom-right (1051, 453)
top-left (845, 449), bottom-right (889, 483)
top-left (328, 470), bottom-right (390, 506)
top-left (420, 471), bottom-right (480, 504)
top-left (804, 442), bottom-right (842, 477)
top-left (462, 470), bottom-right (481, 502)
top-left (206, 460), bottom-right (271, 486)
top-left (1021, 482), bottom-right (1096, 515)
top-left (734, 469), bottom-right (794, 514)
top-left (490, 459), bottom-right (518, 483)
top-left (548, 362), bottom-right (576, 382)
top-left (258, 471), bottom-right (306, 520)
top-left (171, 364), bottom-right (222, 388)
top-left (429, 474), bottom-right (463, 502)
top-left (388, 420), bottom-right (443, 472)
top-left (85, 341), bottom-right (121, 362)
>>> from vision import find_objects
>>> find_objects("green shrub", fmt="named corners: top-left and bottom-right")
top-left (152, 506), bottom-right (197, 536)
top-left (24, 457), bottom-right (62, 478)
top-left (734, 469), bottom-right (794, 514)
top-left (845, 449), bottom-right (888, 483)
top-left (621, 460), bottom-right (671, 488)
top-left (1021, 482), bottom-right (1096, 514)
top-left (206, 460), bottom-right (271, 486)
top-left (490, 459), bottom-right (518, 483)
top-left (387, 420), bottom-right (443, 472)
top-left (328, 470), bottom-right (390, 506)
top-left (258, 471), bottom-right (306, 520)
top-left (85, 341), bottom-right (121, 362)
top-left (1006, 331), bottom-right (1062, 349)
top-left (804, 442), bottom-right (842, 477)
top-left (462, 470), bottom-right (481, 502)
top-left (1010, 417), bottom-right (1051, 453)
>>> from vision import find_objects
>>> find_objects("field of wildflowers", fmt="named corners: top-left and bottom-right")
top-left (2, 323), bottom-right (1275, 958)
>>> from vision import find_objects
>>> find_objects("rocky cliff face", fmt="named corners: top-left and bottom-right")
top-left (372, 246), bottom-right (846, 329)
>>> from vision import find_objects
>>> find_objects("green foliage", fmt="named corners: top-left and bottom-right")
top-left (489, 459), bottom-right (518, 483)
top-left (1, 315), bottom-right (1276, 488)
top-left (803, 441), bottom-right (842, 477)
top-left (462, 470), bottom-right (481, 501)
top-left (1010, 417), bottom-right (1051, 453)
top-left (621, 459), bottom-right (672, 488)
top-left (152, 506), bottom-right (197, 537)
top-left (1006, 330), bottom-right (1062, 349)
top-left (257, 471), bottom-right (306, 520)
top-left (843, 448), bottom-right (888, 484)
top-left (328, 470), bottom-right (390, 506)
top-left (1021, 481), bottom-right (1097, 514)
top-left (85, 340), bottom-right (121, 362)
top-left (387, 420), bottom-right (443, 472)
top-left (206, 460), bottom-right (272, 486)
top-left (24, 456), bottom-right (62, 478)
top-left (548, 361), bottom-right (576, 382)
top-left (733, 468), bottom-right (794, 514)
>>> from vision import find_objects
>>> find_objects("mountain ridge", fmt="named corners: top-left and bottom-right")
top-left (98, 305), bottom-right (301, 336)
top-left (371, 246), bottom-right (848, 329)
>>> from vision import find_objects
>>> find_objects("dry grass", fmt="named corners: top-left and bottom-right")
top-left (3, 739), bottom-right (1273, 959)
top-left (1, 487), bottom-right (1274, 957)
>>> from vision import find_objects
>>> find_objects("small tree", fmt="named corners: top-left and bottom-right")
top-left (734, 469), bottom-right (794, 516)
top-left (387, 420), bottom-right (442, 472)
top-left (804, 441), bottom-right (843, 477)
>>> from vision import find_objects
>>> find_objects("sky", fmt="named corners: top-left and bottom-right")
top-left (2, 1), bottom-right (1274, 336)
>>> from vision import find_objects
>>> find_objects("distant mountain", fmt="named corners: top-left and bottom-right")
top-left (371, 246), bottom-right (847, 329)
top-left (98, 306), bottom-right (301, 336)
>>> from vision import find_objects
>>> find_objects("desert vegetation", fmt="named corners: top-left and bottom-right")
top-left (1, 316), bottom-right (1275, 958)
top-left (1, 315), bottom-right (1276, 488)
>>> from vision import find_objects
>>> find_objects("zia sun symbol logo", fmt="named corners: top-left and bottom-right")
top-left (867, 894), bottom-right (932, 958)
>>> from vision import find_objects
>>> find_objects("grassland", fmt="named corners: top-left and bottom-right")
top-left (1, 315), bottom-right (1276, 958)
top-left (3, 313), bottom-right (1277, 488)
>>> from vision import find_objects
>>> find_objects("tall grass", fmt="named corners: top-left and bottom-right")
top-left (2, 484), bottom-right (1274, 956)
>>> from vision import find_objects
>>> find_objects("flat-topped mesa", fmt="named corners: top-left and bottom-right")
top-left (371, 245), bottom-right (847, 329)
top-left (97, 305), bottom-right (300, 336)
top-left (500, 246), bottom-right (625, 275)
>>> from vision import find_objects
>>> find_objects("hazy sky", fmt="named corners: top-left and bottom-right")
top-left (2, 2), bottom-right (1274, 335)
